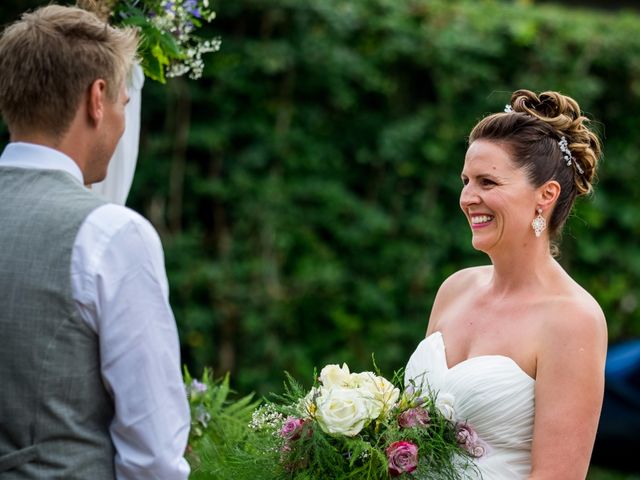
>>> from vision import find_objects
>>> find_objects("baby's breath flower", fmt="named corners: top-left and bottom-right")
top-left (249, 404), bottom-right (285, 431)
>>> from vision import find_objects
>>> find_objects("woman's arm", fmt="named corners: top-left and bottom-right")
top-left (528, 300), bottom-right (607, 479)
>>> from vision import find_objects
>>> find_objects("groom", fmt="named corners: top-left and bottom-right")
top-left (0, 5), bottom-right (190, 479)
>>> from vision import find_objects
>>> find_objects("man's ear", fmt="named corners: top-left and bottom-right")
top-left (87, 78), bottom-right (108, 126)
top-left (536, 180), bottom-right (561, 210)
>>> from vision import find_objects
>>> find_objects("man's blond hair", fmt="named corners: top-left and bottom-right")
top-left (0, 4), bottom-right (138, 138)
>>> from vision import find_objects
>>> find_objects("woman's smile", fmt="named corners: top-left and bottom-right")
top-left (470, 214), bottom-right (495, 228)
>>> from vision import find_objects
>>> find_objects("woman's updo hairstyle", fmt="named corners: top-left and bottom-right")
top-left (469, 89), bottom-right (601, 238)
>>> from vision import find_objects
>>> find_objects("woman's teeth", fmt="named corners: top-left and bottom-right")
top-left (471, 215), bottom-right (494, 224)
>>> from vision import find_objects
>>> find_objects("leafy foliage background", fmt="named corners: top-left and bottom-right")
top-left (1, 0), bottom-right (640, 397)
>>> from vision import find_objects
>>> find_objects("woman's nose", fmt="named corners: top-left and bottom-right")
top-left (459, 184), bottom-right (479, 208)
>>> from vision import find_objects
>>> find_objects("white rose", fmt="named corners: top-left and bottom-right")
top-left (350, 372), bottom-right (400, 418)
top-left (436, 392), bottom-right (456, 421)
top-left (315, 387), bottom-right (373, 436)
top-left (319, 363), bottom-right (352, 388)
top-left (349, 371), bottom-right (376, 389)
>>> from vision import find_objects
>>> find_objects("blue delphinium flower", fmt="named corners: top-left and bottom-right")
top-left (162, 1), bottom-right (175, 13)
top-left (184, 0), bottom-right (201, 18)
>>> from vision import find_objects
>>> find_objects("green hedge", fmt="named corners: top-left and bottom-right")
top-left (3, 0), bottom-right (640, 395)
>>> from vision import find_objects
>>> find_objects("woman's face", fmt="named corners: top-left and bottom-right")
top-left (459, 140), bottom-right (538, 254)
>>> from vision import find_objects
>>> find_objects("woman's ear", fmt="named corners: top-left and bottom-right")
top-left (536, 180), bottom-right (561, 210)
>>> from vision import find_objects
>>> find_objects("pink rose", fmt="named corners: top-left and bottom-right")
top-left (455, 422), bottom-right (486, 458)
top-left (470, 443), bottom-right (487, 458)
top-left (280, 417), bottom-right (306, 441)
top-left (397, 407), bottom-right (430, 429)
top-left (455, 422), bottom-right (478, 446)
top-left (386, 440), bottom-right (419, 477)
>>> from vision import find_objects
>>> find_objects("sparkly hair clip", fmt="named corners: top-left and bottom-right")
top-left (558, 136), bottom-right (584, 175)
top-left (503, 104), bottom-right (583, 175)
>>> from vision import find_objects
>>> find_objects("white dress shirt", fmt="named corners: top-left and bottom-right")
top-left (0, 142), bottom-right (191, 479)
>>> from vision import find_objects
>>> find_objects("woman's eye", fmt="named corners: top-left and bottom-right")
top-left (481, 178), bottom-right (496, 186)
top-left (461, 178), bottom-right (469, 186)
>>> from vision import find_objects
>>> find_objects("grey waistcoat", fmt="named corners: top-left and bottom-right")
top-left (0, 167), bottom-right (115, 479)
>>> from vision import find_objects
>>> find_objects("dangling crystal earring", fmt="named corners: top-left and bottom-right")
top-left (531, 208), bottom-right (546, 238)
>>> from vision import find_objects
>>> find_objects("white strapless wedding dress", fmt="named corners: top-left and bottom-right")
top-left (405, 332), bottom-right (535, 479)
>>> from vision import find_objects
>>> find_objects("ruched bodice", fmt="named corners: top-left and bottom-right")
top-left (405, 332), bottom-right (535, 479)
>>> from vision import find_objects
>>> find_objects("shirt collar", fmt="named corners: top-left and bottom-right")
top-left (0, 142), bottom-right (84, 184)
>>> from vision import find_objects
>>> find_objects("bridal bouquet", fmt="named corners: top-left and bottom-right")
top-left (82, 0), bottom-right (221, 82)
top-left (243, 363), bottom-right (479, 479)
top-left (183, 368), bottom-right (261, 474)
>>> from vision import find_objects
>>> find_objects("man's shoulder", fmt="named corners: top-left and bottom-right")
top-left (87, 203), bottom-right (152, 229)
top-left (82, 203), bottom-right (161, 246)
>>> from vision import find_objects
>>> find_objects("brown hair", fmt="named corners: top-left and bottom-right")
top-left (469, 89), bottom-right (601, 238)
top-left (0, 4), bottom-right (138, 139)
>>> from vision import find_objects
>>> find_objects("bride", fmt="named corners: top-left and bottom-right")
top-left (405, 90), bottom-right (607, 479)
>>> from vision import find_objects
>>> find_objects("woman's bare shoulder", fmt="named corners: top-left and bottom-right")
top-left (536, 286), bottom-right (607, 360)
top-left (427, 266), bottom-right (491, 334)
top-left (439, 265), bottom-right (492, 292)
top-left (554, 280), bottom-right (604, 328)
